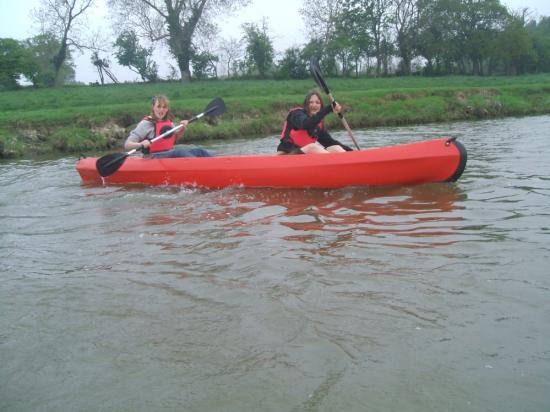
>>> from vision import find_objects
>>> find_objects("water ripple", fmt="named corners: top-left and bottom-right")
top-left (2, 116), bottom-right (550, 412)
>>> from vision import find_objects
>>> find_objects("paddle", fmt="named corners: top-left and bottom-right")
top-left (96, 97), bottom-right (226, 177)
top-left (309, 58), bottom-right (361, 150)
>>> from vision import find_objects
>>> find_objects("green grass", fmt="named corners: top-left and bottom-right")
top-left (0, 128), bottom-right (25, 158)
top-left (47, 127), bottom-right (108, 152)
top-left (1, 74), bottom-right (550, 158)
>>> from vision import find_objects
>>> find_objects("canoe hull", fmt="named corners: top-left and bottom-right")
top-left (76, 138), bottom-right (467, 189)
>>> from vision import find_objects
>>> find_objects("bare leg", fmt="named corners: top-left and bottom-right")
top-left (301, 142), bottom-right (330, 154)
top-left (326, 145), bottom-right (346, 153)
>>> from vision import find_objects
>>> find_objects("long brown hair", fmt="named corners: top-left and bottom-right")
top-left (150, 95), bottom-right (173, 121)
top-left (303, 89), bottom-right (324, 115)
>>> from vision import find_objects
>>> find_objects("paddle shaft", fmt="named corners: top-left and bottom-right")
top-left (125, 123), bottom-right (182, 155)
top-left (326, 92), bottom-right (360, 150)
top-left (130, 107), bottom-right (215, 153)
top-left (310, 59), bottom-right (361, 150)
top-left (96, 98), bottom-right (225, 177)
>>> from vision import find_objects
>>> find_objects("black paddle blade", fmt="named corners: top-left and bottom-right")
top-left (309, 58), bottom-right (330, 95)
top-left (204, 97), bottom-right (226, 117)
top-left (95, 96), bottom-right (226, 177)
top-left (96, 152), bottom-right (129, 177)
top-left (188, 97), bottom-right (226, 123)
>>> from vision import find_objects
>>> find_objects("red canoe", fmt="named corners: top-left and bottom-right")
top-left (76, 138), bottom-right (467, 189)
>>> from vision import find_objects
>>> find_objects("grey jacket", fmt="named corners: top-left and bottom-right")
top-left (125, 119), bottom-right (155, 145)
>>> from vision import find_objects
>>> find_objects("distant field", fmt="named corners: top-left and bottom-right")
top-left (1, 75), bottom-right (550, 158)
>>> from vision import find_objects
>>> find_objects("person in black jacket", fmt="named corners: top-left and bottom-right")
top-left (278, 89), bottom-right (353, 154)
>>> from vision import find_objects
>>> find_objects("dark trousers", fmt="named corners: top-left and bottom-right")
top-left (151, 148), bottom-right (212, 158)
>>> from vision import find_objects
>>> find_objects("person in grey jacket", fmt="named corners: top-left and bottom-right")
top-left (125, 95), bottom-right (211, 158)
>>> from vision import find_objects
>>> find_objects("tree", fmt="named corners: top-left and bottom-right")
top-left (416, 0), bottom-right (461, 75)
top-left (527, 16), bottom-right (550, 73)
top-left (338, 0), bottom-right (377, 76)
top-left (494, 12), bottom-right (532, 75)
top-left (300, 0), bottom-right (342, 46)
top-left (370, 0), bottom-right (393, 76)
top-left (114, 30), bottom-right (158, 82)
top-left (455, 0), bottom-right (508, 75)
top-left (108, 0), bottom-right (250, 82)
top-left (24, 34), bottom-right (75, 87)
top-left (0, 39), bottom-right (30, 90)
top-left (340, 0), bottom-right (393, 77)
top-left (32, 0), bottom-right (95, 85)
top-left (191, 50), bottom-right (219, 79)
top-left (330, 18), bottom-right (360, 76)
top-left (300, 38), bottom-right (324, 63)
top-left (91, 52), bottom-right (119, 84)
top-left (242, 21), bottom-right (274, 78)
top-left (393, 0), bottom-right (419, 75)
top-left (300, 0), bottom-right (343, 71)
top-left (218, 37), bottom-right (243, 78)
top-left (276, 47), bottom-right (309, 79)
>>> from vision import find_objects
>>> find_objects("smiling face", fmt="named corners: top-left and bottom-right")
top-left (304, 91), bottom-right (324, 116)
top-left (151, 96), bottom-right (170, 120)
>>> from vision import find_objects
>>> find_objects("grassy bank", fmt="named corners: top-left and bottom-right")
top-left (1, 74), bottom-right (550, 158)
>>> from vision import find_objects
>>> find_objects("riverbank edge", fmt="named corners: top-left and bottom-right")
top-left (2, 84), bottom-right (549, 159)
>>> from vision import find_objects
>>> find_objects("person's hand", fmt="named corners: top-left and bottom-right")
top-left (176, 120), bottom-right (189, 138)
top-left (331, 101), bottom-right (342, 114)
top-left (140, 139), bottom-right (151, 150)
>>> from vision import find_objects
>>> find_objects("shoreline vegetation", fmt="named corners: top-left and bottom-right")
top-left (1, 74), bottom-right (550, 159)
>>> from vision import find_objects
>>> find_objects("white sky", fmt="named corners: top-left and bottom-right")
top-left (1, 0), bottom-right (549, 83)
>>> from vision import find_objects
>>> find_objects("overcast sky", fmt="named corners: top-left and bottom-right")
top-left (1, 0), bottom-right (550, 83)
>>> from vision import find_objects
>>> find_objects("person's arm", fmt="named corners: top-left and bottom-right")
top-left (124, 121), bottom-right (154, 151)
top-left (289, 106), bottom-right (333, 132)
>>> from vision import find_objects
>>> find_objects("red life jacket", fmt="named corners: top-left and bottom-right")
top-left (280, 107), bottom-right (324, 147)
top-left (145, 117), bottom-right (176, 153)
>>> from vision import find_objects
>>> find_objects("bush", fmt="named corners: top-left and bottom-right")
top-left (0, 129), bottom-right (24, 158)
top-left (48, 127), bottom-right (107, 152)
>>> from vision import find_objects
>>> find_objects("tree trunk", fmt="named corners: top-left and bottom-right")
top-left (177, 55), bottom-right (192, 83)
top-left (472, 57), bottom-right (480, 76)
top-left (53, 44), bottom-right (67, 86)
top-left (53, 27), bottom-right (70, 86)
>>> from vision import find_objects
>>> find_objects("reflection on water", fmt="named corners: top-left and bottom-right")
top-left (139, 184), bottom-right (466, 252)
top-left (1, 116), bottom-right (550, 412)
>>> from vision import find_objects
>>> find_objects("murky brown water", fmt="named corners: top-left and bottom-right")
top-left (1, 116), bottom-right (549, 411)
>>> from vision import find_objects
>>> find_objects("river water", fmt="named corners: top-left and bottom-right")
top-left (1, 116), bottom-right (549, 412)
